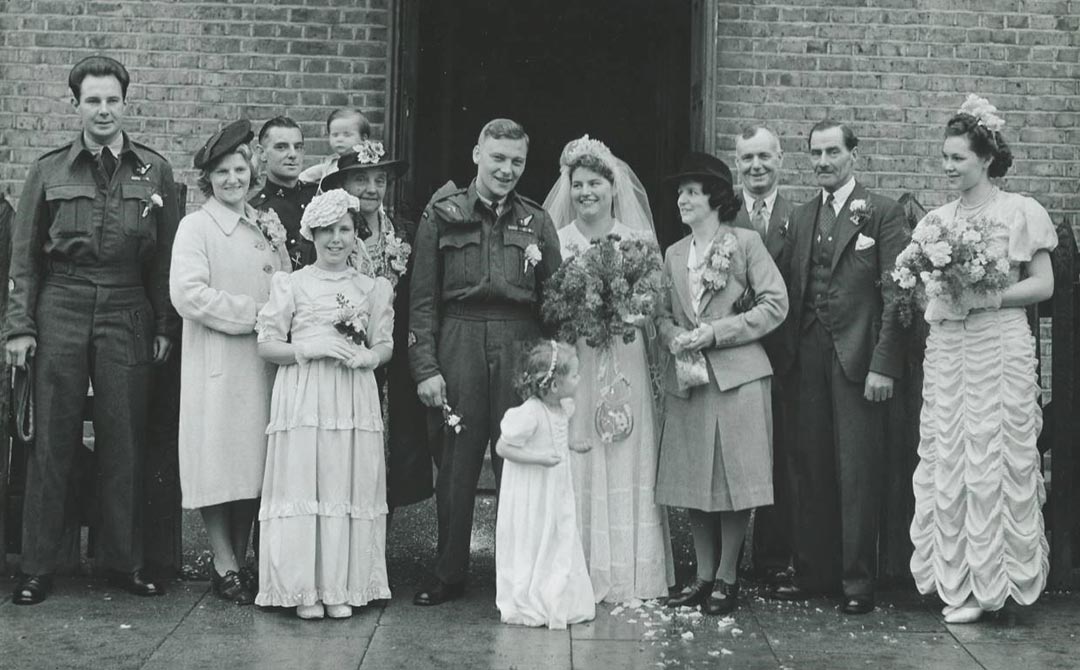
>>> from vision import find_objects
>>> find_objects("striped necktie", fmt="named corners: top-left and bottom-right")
top-left (751, 198), bottom-right (768, 239)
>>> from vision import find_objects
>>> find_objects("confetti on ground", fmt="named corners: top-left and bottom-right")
top-left (721, 648), bottom-right (733, 655)
top-left (627, 598), bottom-right (644, 609)
top-left (611, 606), bottom-right (625, 616)
top-left (708, 651), bottom-right (721, 657)
top-left (731, 627), bottom-right (744, 636)
top-left (717, 616), bottom-right (736, 630)
top-left (119, 624), bottom-right (132, 630)
top-left (681, 631), bottom-right (695, 641)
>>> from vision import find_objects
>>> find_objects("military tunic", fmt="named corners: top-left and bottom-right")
top-left (8, 133), bottom-right (179, 574)
top-left (248, 180), bottom-right (317, 269)
top-left (408, 179), bottom-right (562, 585)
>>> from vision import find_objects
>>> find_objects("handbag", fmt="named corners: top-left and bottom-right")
top-left (673, 349), bottom-right (709, 393)
top-left (12, 360), bottom-right (34, 443)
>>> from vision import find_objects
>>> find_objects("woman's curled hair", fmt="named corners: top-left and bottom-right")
top-left (945, 113), bottom-right (1013, 178)
top-left (698, 176), bottom-right (741, 222)
top-left (197, 143), bottom-right (258, 197)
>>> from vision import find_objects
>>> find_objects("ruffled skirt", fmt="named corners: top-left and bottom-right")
top-left (256, 360), bottom-right (391, 607)
top-left (909, 309), bottom-right (1048, 610)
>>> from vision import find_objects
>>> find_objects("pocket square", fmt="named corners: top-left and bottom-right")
top-left (855, 233), bottom-right (876, 251)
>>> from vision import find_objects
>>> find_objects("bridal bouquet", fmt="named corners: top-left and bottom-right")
top-left (542, 234), bottom-right (664, 350)
top-left (891, 213), bottom-right (1011, 326)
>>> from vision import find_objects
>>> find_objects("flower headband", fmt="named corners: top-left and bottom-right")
top-left (958, 94), bottom-right (1005, 133)
top-left (536, 340), bottom-right (560, 389)
top-left (351, 139), bottom-right (386, 166)
top-left (300, 188), bottom-right (360, 240)
top-left (560, 134), bottom-right (620, 179)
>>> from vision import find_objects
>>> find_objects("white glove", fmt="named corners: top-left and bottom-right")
top-left (295, 338), bottom-right (353, 364)
top-left (345, 347), bottom-right (381, 370)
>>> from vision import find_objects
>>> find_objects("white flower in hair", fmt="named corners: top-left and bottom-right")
top-left (352, 139), bottom-right (386, 165)
top-left (958, 94), bottom-right (1005, 133)
top-left (300, 188), bottom-right (360, 240)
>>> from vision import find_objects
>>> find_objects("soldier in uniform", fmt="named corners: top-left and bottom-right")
top-left (6, 56), bottom-right (179, 604)
top-left (249, 116), bottom-right (317, 269)
top-left (409, 119), bottom-right (562, 606)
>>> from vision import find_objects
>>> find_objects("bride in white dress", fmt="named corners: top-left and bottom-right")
top-left (543, 136), bottom-right (675, 603)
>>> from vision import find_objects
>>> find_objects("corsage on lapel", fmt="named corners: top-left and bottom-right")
top-left (255, 208), bottom-right (287, 251)
top-left (523, 243), bottom-right (542, 273)
top-left (141, 193), bottom-right (163, 218)
top-left (849, 199), bottom-right (873, 227)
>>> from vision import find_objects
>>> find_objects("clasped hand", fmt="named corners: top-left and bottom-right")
top-left (296, 338), bottom-right (379, 369)
top-left (670, 324), bottom-right (714, 354)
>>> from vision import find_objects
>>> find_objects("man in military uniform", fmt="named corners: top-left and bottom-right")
top-left (5, 56), bottom-right (179, 604)
top-left (249, 116), bottom-right (317, 269)
top-left (409, 119), bottom-right (562, 605)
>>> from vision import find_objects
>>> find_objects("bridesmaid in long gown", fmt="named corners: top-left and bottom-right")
top-left (909, 96), bottom-right (1057, 624)
top-left (543, 136), bottom-right (675, 603)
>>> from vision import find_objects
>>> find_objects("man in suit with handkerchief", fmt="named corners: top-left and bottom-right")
top-left (731, 125), bottom-right (796, 583)
top-left (771, 120), bottom-right (909, 615)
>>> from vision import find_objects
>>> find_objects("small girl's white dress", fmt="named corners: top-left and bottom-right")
top-left (495, 397), bottom-right (595, 629)
top-left (254, 266), bottom-right (393, 608)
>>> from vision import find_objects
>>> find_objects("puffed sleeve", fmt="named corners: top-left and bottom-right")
top-left (365, 276), bottom-right (395, 350)
top-left (1008, 195), bottom-right (1058, 262)
top-left (255, 272), bottom-right (295, 343)
top-left (499, 401), bottom-right (540, 448)
top-left (169, 212), bottom-right (259, 334)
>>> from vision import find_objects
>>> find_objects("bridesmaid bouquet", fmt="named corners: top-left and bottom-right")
top-left (891, 213), bottom-right (1011, 326)
top-left (542, 234), bottom-right (664, 350)
top-left (333, 293), bottom-right (368, 346)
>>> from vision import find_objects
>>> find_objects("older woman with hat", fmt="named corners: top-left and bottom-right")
top-left (170, 120), bottom-right (291, 604)
top-left (656, 153), bottom-right (788, 615)
top-left (319, 140), bottom-right (433, 511)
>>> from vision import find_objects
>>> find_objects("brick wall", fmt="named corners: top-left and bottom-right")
top-left (0, 0), bottom-right (391, 206)
top-left (711, 0), bottom-right (1080, 234)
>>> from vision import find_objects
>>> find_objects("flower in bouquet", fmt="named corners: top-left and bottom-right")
top-left (442, 403), bottom-right (465, 434)
top-left (255, 208), bottom-right (288, 251)
top-left (542, 234), bottom-right (664, 350)
top-left (333, 293), bottom-right (368, 346)
top-left (699, 232), bottom-right (740, 292)
top-left (890, 213), bottom-right (1011, 326)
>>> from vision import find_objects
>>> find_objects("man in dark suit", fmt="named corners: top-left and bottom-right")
top-left (731, 126), bottom-right (796, 581)
top-left (773, 120), bottom-right (909, 615)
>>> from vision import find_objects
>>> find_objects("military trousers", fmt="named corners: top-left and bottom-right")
top-left (20, 278), bottom-right (155, 574)
top-left (790, 320), bottom-right (884, 597)
top-left (431, 305), bottom-right (540, 585)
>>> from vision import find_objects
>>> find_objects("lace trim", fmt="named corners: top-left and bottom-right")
top-left (266, 417), bottom-right (384, 433)
top-left (255, 583), bottom-right (391, 608)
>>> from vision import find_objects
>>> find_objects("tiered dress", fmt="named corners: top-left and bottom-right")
top-left (495, 397), bottom-right (595, 629)
top-left (557, 222), bottom-right (675, 603)
top-left (909, 191), bottom-right (1058, 610)
top-left (254, 266), bottom-right (393, 608)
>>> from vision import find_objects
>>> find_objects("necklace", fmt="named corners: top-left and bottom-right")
top-left (956, 186), bottom-right (999, 213)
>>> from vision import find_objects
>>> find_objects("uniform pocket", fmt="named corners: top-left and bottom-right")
top-left (127, 303), bottom-right (155, 365)
top-left (44, 184), bottom-right (97, 236)
top-left (438, 228), bottom-right (482, 291)
top-left (503, 229), bottom-right (537, 288)
top-left (120, 183), bottom-right (155, 238)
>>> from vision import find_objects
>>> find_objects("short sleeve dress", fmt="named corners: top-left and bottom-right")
top-left (254, 265), bottom-right (394, 608)
top-left (495, 397), bottom-right (595, 629)
top-left (909, 191), bottom-right (1058, 611)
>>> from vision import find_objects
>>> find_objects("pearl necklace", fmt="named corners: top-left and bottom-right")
top-left (956, 186), bottom-right (999, 214)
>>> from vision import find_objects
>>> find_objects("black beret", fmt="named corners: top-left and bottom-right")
top-left (193, 119), bottom-right (254, 170)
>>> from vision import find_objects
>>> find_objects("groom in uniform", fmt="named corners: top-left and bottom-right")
top-left (408, 118), bottom-right (561, 605)
top-left (731, 125), bottom-right (796, 581)
top-left (774, 120), bottom-right (909, 614)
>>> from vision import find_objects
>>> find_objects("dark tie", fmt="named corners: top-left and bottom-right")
top-left (100, 147), bottom-right (117, 179)
top-left (751, 198), bottom-right (768, 239)
top-left (819, 193), bottom-right (836, 240)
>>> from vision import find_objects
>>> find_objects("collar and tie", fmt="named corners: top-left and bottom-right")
top-left (818, 193), bottom-right (837, 239)
top-left (99, 147), bottom-right (117, 179)
top-left (751, 198), bottom-right (768, 239)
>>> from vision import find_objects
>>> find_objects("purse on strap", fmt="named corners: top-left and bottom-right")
top-left (12, 360), bottom-right (34, 443)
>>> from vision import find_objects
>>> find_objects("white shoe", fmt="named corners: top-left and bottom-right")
top-left (941, 604), bottom-right (959, 616)
top-left (326, 604), bottom-right (353, 619)
top-left (944, 605), bottom-right (983, 624)
top-left (297, 603), bottom-right (325, 619)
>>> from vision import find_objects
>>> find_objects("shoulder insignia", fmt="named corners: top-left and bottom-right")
top-left (432, 198), bottom-right (466, 223)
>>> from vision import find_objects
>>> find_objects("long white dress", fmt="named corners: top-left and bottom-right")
top-left (909, 191), bottom-right (1058, 610)
top-left (254, 266), bottom-right (393, 608)
top-left (495, 397), bottom-right (596, 629)
top-left (557, 222), bottom-right (675, 603)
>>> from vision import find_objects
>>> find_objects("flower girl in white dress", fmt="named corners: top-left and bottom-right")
top-left (495, 341), bottom-right (595, 629)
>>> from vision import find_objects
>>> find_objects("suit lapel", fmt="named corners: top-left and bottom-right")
top-left (669, 239), bottom-right (696, 323)
top-left (831, 182), bottom-right (867, 270)
top-left (765, 196), bottom-right (790, 260)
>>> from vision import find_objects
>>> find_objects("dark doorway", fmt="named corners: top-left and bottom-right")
top-left (403, 0), bottom-right (692, 248)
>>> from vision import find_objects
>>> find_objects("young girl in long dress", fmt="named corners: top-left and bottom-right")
top-left (254, 189), bottom-right (393, 619)
top-left (495, 341), bottom-right (596, 629)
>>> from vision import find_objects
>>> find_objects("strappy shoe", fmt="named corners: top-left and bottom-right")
top-left (705, 579), bottom-right (739, 616)
top-left (666, 577), bottom-right (714, 608)
top-left (12, 574), bottom-right (52, 605)
top-left (238, 566), bottom-right (258, 594)
top-left (210, 569), bottom-right (254, 605)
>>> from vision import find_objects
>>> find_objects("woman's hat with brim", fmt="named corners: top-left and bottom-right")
top-left (663, 152), bottom-right (734, 188)
top-left (193, 120), bottom-right (253, 170)
top-left (319, 139), bottom-right (409, 191)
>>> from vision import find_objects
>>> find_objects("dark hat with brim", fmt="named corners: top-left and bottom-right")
top-left (319, 142), bottom-right (408, 191)
top-left (193, 119), bottom-right (254, 170)
top-left (663, 152), bottom-right (734, 188)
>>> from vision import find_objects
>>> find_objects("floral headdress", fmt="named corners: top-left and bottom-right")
top-left (560, 134), bottom-right (619, 180)
top-left (351, 139), bottom-right (386, 165)
top-left (300, 188), bottom-right (360, 240)
top-left (957, 94), bottom-right (1005, 133)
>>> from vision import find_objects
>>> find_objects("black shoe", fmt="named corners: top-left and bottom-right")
top-left (238, 566), bottom-right (259, 594)
top-left (211, 569), bottom-right (254, 605)
top-left (769, 583), bottom-right (809, 601)
top-left (105, 569), bottom-right (164, 597)
top-left (842, 595), bottom-right (874, 615)
top-left (667, 577), bottom-right (714, 609)
top-left (413, 580), bottom-right (464, 606)
top-left (704, 580), bottom-right (739, 616)
top-left (12, 574), bottom-right (53, 605)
